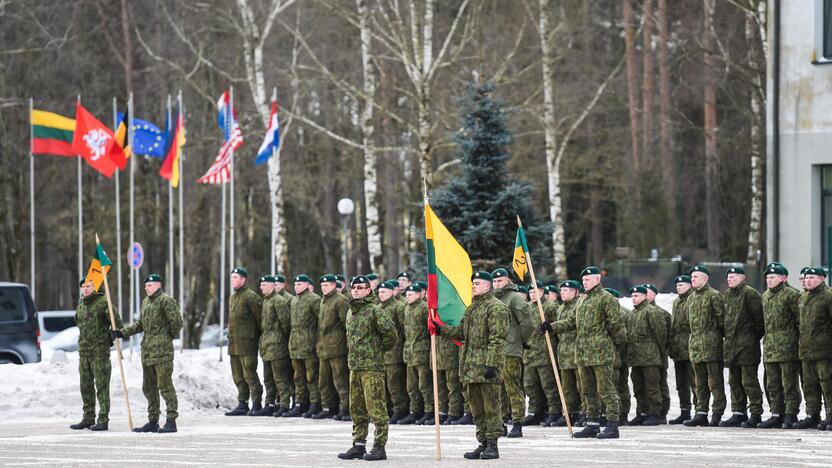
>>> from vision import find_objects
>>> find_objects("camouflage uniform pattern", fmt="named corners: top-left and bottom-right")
top-left (317, 291), bottom-right (350, 412)
top-left (686, 284), bottom-right (726, 415)
top-left (403, 300), bottom-right (432, 413)
top-left (655, 305), bottom-right (672, 417)
top-left (670, 290), bottom-right (696, 411)
top-left (628, 301), bottom-right (667, 416)
top-left (494, 284), bottom-right (534, 424)
top-left (553, 299), bottom-right (581, 414)
top-left (76, 292), bottom-right (121, 424)
top-left (380, 297), bottom-right (408, 414)
top-left (613, 305), bottom-right (631, 420)
top-left (761, 282), bottom-right (801, 415)
top-left (260, 292), bottom-right (293, 408)
top-left (225, 286), bottom-right (263, 403)
top-left (722, 282), bottom-right (764, 416)
top-left (290, 290), bottom-right (322, 405)
top-left (523, 300), bottom-right (560, 415)
top-left (436, 331), bottom-right (463, 417)
top-left (798, 283), bottom-right (832, 419)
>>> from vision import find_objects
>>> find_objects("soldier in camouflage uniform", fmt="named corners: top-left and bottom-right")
top-left (399, 284), bottom-right (434, 425)
top-left (757, 264), bottom-right (802, 429)
top-left (669, 275), bottom-right (697, 424)
top-left (491, 268), bottom-right (534, 438)
top-left (337, 275), bottom-right (397, 461)
top-left (542, 266), bottom-right (626, 439)
top-left (115, 273), bottom-right (182, 433)
top-left (435, 312), bottom-right (464, 425)
top-left (794, 268), bottom-right (832, 430)
top-left (683, 265), bottom-right (727, 427)
top-left (377, 281), bottom-right (409, 422)
top-left (71, 277), bottom-right (121, 431)
top-left (605, 287), bottom-right (631, 425)
top-left (315, 274), bottom-right (351, 420)
top-left (222, 268), bottom-right (264, 416)
top-left (257, 275), bottom-right (293, 417)
top-left (434, 271), bottom-right (509, 460)
top-left (643, 283), bottom-right (671, 423)
top-left (285, 274), bottom-right (322, 417)
top-left (253, 276), bottom-right (279, 416)
top-left (274, 274), bottom-right (292, 301)
top-left (548, 281), bottom-right (582, 427)
top-left (522, 282), bottom-right (561, 427)
top-left (719, 266), bottom-right (765, 428)
top-left (625, 286), bottom-right (667, 427)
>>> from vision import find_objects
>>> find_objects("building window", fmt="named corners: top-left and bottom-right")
top-left (821, 166), bottom-right (832, 265)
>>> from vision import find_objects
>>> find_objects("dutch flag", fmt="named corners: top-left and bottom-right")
top-left (256, 99), bottom-right (280, 166)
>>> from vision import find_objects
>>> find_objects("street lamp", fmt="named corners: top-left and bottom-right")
top-left (337, 198), bottom-right (355, 278)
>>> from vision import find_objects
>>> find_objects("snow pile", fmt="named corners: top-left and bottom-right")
top-left (618, 292), bottom-right (676, 312)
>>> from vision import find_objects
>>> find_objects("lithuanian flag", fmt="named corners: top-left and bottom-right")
top-left (31, 109), bottom-right (76, 157)
top-left (425, 201), bottom-right (472, 333)
top-left (84, 241), bottom-right (113, 292)
top-left (512, 225), bottom-right (529, 281)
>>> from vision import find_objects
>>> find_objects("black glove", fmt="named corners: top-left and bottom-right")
top-left (522, 343), bottom-right (530, 350)
top-left (484, 366), bottom-right (497, 379)
top-left (111, 330), bottom-right (124, 342)
top-left (539, 321), bottom-right (552, 333)
top-left (431, 320), bottom-right (442, 336)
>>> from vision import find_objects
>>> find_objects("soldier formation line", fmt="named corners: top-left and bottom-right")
top-left (71, 261), bottom-right (832, 460)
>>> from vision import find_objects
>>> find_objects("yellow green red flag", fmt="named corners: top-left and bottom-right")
top-left (425, 201), bottom-right (472, 331)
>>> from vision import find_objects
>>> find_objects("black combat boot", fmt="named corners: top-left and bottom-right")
top-left (502, 424), bottom-right (508, 436)
top-left (543, 412), bottom-right (561, 427)
top-left (617, 414), bottom-right (629, 425)
top-left (657, 414), bottom-right (668, 424)
top-left (781, 414), bottom-right (798, 429)
top-left (627, 414), bottom-right (646, 426)
top-left (708, 413), bottom-right (723, 427)
top-left (363, 444), bottom-right (387, 461)
top-left (522, 411), bottom-right (545, 426)
top-left (452, 412), bottom-right (473, 425)
top-left (398, 412), bottom-right (421, 425)
top-left (422, 414), bottom-right (436, 425)
top-left (312, 406), bottom-right (336, 419)
top-left (572, 419), bottom-right (600, 438)
top-left (596, 421), bottom-right (620, 439)
top-left (247, 402), bottom-right (263, 416)
top-left (303, 403), bottom-right (321, 418)
top-left (389, 409), bottom-right (407, 424)
top-left (70, 421), bottom-right (94, 430)
top-left (793, 413), bottom-right (820, 429)
top-left (642, 414), bottom-right (660, 426)
top-left (283, 402), bottom-right (308, 417)
top-left (741, 414), bottom-right (762, 428)
top-left (257, 404), bottom-right (276, 416)
top-left (479, 439), bottom-right (499, 460)
top-left (133, 420), bottom-right (160, 433)
top-left (438, 414), bottom-right (448, 424)
top-left (719, 412), bottom-right (747, 427)
top-left (337, 409), bottom-right (351, 422)
top-left (669, 409), bottom-right (691, 425)
top-left (507, 423), bottom-right (523, 438)
top-left (273, 406), bottom-right (286, 417)
top-left (575, 414), bottom-right (587, 427)
top-left (599, 416), bottom-right (608, 427)
top-left (89, 423), bottom-right (108, 431)
top-left (463, 440), bottom-right (486, 459)
top-left (157, 419), bottom-right (177, 433)
top-left (337, 443), bottom-right (367, 460)
top-left (443, 415), bottom-right (458, 425)
top-left (225, 401), bottom-right (250, 416)
top-left (818, 417), bottom-right (831, 431)
top-left (756, 414), bottom-right (782, 429)
top-left (682, 412), bottom-right (709, 427)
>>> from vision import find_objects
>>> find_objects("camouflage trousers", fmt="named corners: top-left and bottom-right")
top-left (631, 366), bottom-right (662, 416)
top-left (659, 365), bottom-right (670, 416)
top-left (559, 367), bottom-right (581, 416)
top-left (524, 364), bottom-right (560, 415)
top-left (728, 364), bottom-right (764, 416)
top-left (384, 363), bottom-right (409, 414)
top-left (578, 364), bottom-right (619, 419)
top-left (79, 355), bottom-right (111, 424)
top-left (350, 370), bottom-right (389, 448)
top-left (230, 355), bottom-right (263, 403)
top-left (801, 358), bottom-right (832, 419)
top-left (437, 368), bottom-right (463, 418)
top-left (406, 365), bottom-right (433, 413)
top-left (615, 364), bottom-right (631, 419)
top-left (674, 360), bottom-right (696, 410)
top-left (319, 355), bottom-right (350, 412)
top-left (291, 358), bottom-right (320, 405)
top-left (693, 361), bottom-right (726, 415)
top-left (501, 356), bottom-right (525, 423)
top-left (264, 358), bottom-right (294, 408)
top-left (143, 361), bottom-right (178, 421)
top-left (764, 361), bottom-right (801, 416)
top-left (467, 382), bottom-right (503, 441)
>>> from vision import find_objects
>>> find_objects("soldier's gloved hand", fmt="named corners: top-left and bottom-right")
top-left (539, 322), bottom-right (552, 333)
top-left (484, 366), bottom-right (497, 379)
top-left (431, 320), bottom-right (442, 335)
top-left (522, 343), bottom-right (530, 350)
top-left (111, 330), bottom-right (124, 342)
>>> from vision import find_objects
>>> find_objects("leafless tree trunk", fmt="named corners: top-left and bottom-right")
top-left (657, 0), bottom-right (676, 240)
top-left (623, 0), bottom-right (641, 172)
top-left (703, 0), bottom-right (720, 258)
top-left (746, 0), bottom-right (766, 264)
top-left (641, 0), bottom-right (654, 167)
top-left (120, 0), bottom-right (134, 94)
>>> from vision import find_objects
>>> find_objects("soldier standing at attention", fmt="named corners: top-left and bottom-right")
top-left (643, 283), bottom-right (671, 423)
top-left (315, 274), bottom-right (351, 421)
top-left (548, 281), bottom-right (582, 427)
top-left (605, 287), bottom-right (631, 425)
top-left (794, 267), bottom-right (832, 430)
top-left (399, 284), bottom-right (434, 425)
top-left (337, 276), bottom-right (397, 461)
top-left (285, 274), bottom-right (322, 418)
top-left (720, 266), bottom-right (765, 428)
top-left (491, 268), bottom-right (534, 438)
top-left (72, 277), bottom-right (122, 431)
top-left (114, 274), bottom-right (182, 433)
top-left (223, 267), bottom-right (264, 416)
top-left (275, 274), bottom-right (293, 301)
top-left (435, 307), bottom-right (464, 425)
top-left (683, 265), bottom-right (727, 427)
top-left (256, 275), bottom-right (279, 416)
top-left (433, 271), bottom-right (509, 460)
top-left (378, 281), bottom-right (409, 423)
top-left (258, 275), bottom-right (293, 417)
top-left (522, 282), bottom-right (561, 427)
top-left (669, 275), bottom-right (696, 424)
top-left (541, 266), bottom-right (626, 439)
top-left (626, 286), bottom-right (667, 427)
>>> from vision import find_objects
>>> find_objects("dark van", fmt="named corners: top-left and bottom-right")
top-left (0, 282), bottom-right (41, 364)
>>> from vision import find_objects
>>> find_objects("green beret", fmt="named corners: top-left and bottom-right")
top-left (386, 278), bottom-right (400, 288)
top-left (231, 267), bottom-right (248, 278)
top-left (529, 280), bottom-right (543, 290)
top-left (800, 267), bottom-right (810, 275)
top-left (79, 276), bottom-right (87, 287)
top-left (689, 264), bottom-right (710, 276)
top-left (765, 265), bottom-right (788, 276)
top-left (580, 266), bottom-right (601, 277)
top-left (366, 273), bottom-right (379, 281)
top-left (260, 274), bottom-right (276, 283)
top-left (491, 268), bottom-right (509, 278)
top-left (518, 285), bottom-right (529, 294)
top-left (378, 281), bottom-right (394, 291)
top-left (604, 287), bottom-right (621, 298)
top-left (405, 284), bottom-right (422, 293)
top-left (804, 267), bottom-right (827, 277)
top-left (726, 266), bottom-right (745, 275)
top-left (675, 275), bottom-right (692, 284)
top-left (766, 263), bottom-right (789, 276)
top-left (629, 285), bottom-right (648, 295)
top-left (643, 283), bottom-right (659, 294)
top-left (294, 274), bottom-right (313, 284)
top-left (559, 280), bottom-right (581, 290)
top-left (397, 271), bottom-right (412, 279)
top-left (319, 274), bottom-right (338, 284)
top-left (275, 274), bottom-right (286, 283)
top-left (472, 271), bottom-right (493, 282)
top-left (350, 275), bottom-right (370, 287)
top-left (144, 273), bottom-right (163, 284)
top-left (335, 274), bottom-right (345, 282)
top-left (416, 281), bottom-right (428, 290)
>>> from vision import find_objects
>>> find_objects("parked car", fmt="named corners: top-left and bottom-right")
top-left (38, 310), bottom-right (76, 342)
top-left (0, 282), bottom-right (41, 364)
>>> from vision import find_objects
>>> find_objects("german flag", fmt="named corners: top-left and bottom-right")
top-left (31, 109), bottom-right (76, 157)
top-left (113, 109), bottom-right (132, 159)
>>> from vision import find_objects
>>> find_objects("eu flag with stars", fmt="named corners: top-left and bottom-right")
top-left (117, 113), bottom-right (166, 158)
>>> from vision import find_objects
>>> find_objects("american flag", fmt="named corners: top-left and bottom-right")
top-left (197, 90), bottom-right (244, 184)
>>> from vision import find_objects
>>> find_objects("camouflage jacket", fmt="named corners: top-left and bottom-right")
top-left (612, 305), bottom-right (631, 368)
top-left (277, 289), bottom-right (293, 302)
top-left (346, 296), bottom-right (397, 371)
top-left (551, 285), bottom-right (626, 367)
top-left (669, 291), bottom-right (692, 361)
top-left (316, 291), bottom-right (349, 359)
top-left (436, 329), bottom-right (461, 370)
top-left (441, 291), bottom-right (509, 385)
top-left (523, 299), bottom-right (558, 368)
top-left (722, 282), bottom-right (764, 367)
top-left (627, 301), bottom-right (667, 367)
top-left (381, 297), bottom-right (406, 365)
top-left (553, 299), bottom-right (579, 369)
top-left (260, 292), bottom-right (291, 361)
top-left (77, 292), bottom-right (122, 358)
top-left (686, 285), bottom-right (725, 363)
top-left (653, 303), bottom-right (671, 368)
top-left (798, 283), bottom-right (832, 361)
top-left (289, 290), bottom-right (321, 360)
top-left (761, 283), bottom-right (800, 363)
top-left (403, 300), bottom-right (430, 366)
top-left (226, 286), bottom-right (263, 356)
top-left (494, 284), bottom-right (535, 358)
top-left (123, 290), bottom-right (181, 365)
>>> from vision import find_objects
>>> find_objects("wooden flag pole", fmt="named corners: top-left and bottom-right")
top-left (516, 216), bottom-right (572, 435)
top-left (96, 233), bottom-right (134, 431)
top-left (424, 182), bottom-right (441, 460)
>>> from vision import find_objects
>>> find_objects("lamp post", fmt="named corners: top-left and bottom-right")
top-left (337, 198), bottom-right (355, 278)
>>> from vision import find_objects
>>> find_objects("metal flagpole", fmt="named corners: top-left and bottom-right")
top-left (113, 98), bottom-right (123, 325)
top-left (167, 95), bottom-right (175, 304)
top-left (219, 182), bottom-right (227, 362)
top-left (128, 92), bottom-right (135, 359)
top-left (29, 98), bottom-right (36, 302)
top-left (178, 90), bottom-right (185, 353)
top-left (77, 95), bottom-right (83, 281)
top-left (229, 86), bottom-right (235, 269)
top-left (270, 87), bottom-right (276, 275)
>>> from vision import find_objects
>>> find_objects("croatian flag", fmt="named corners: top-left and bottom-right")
top-left (255, 99), bottom-right (280, 166)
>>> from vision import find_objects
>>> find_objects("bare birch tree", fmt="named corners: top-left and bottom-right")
top-left (703, 0), bottom-right (721, 258)
top-left (745, 0), bottom-right (766, 264)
